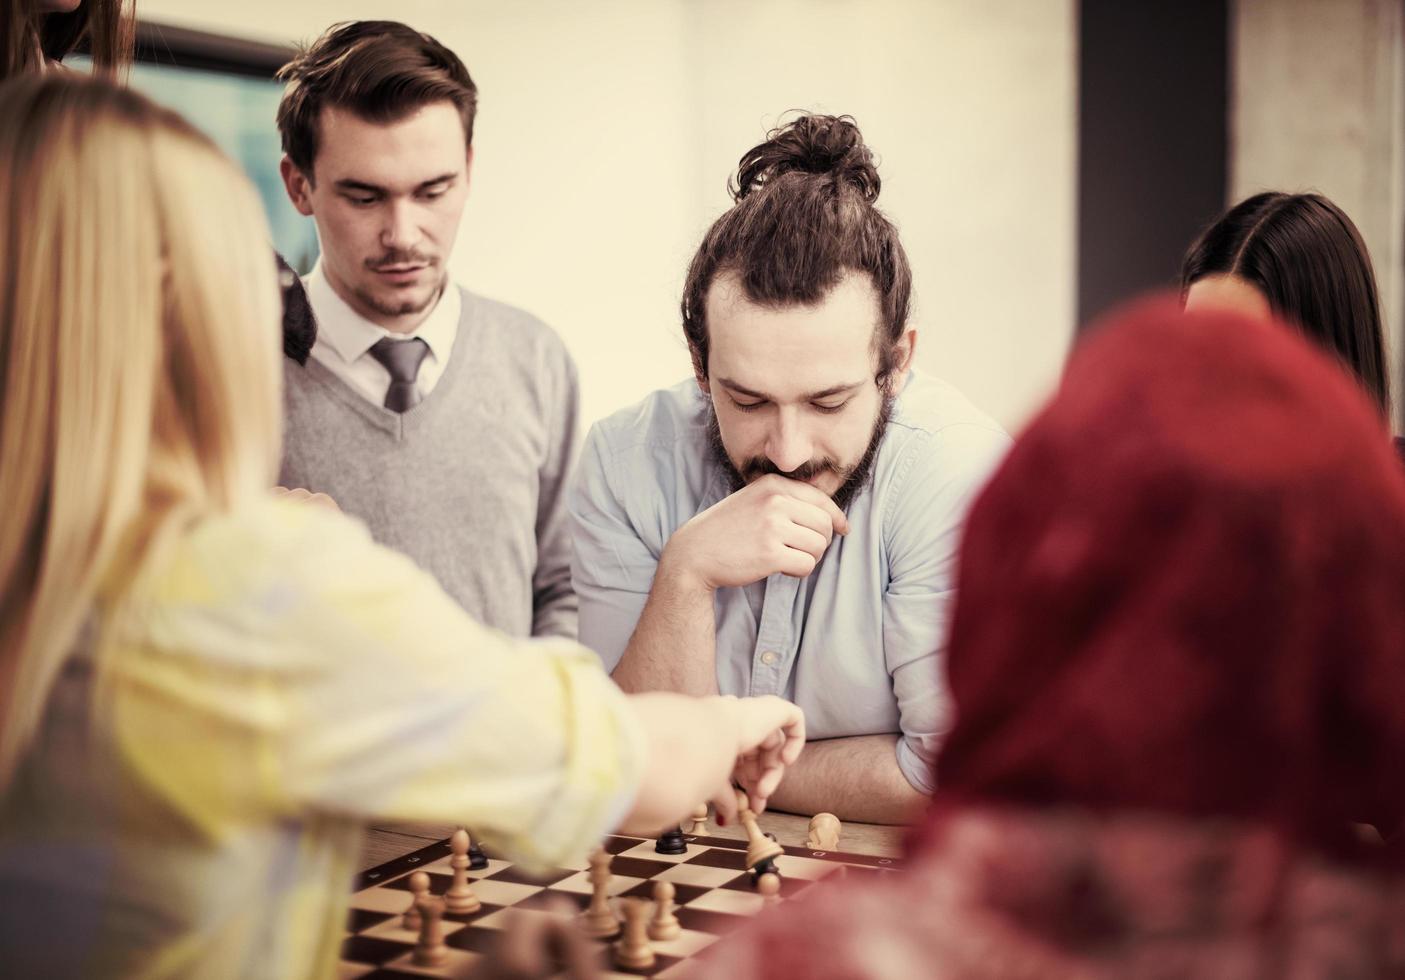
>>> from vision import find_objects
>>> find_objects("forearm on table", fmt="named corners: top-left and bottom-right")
top-left (610, 561), bottom-right (719, 696)
top-left (765, 734), bottom-right (929, 825)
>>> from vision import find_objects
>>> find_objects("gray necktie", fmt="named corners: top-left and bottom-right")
top-left (368, 337), bottom-right (430, 413)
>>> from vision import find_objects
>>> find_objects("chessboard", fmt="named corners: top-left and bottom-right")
top-left (341, 830), bottom-right (903, 978)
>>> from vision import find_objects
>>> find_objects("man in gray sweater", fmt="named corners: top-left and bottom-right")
top-left (275, 21), bottom-right (577, 638)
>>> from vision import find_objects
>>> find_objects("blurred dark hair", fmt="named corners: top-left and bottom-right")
top-left (277, 253), bottom-right (316, 365)
top-left (681, 114), bottom-right (912, 388)
top-left (276, 20), bottom-right (477, 179)
top-left (2, 0), bottom-right (134, 81)
top-left (1181, 192), bottom-right (1391, 418)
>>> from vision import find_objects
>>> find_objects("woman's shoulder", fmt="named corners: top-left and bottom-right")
top-left (129, 496), bottom-right (411, 660)
top-left (157, 496), bottom-right (375, 592)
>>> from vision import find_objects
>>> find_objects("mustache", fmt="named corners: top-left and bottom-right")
top-left (738, 456), bottom-right (850, 483)
top-left (706, 393), bottom-right (893, 511)
top-left (366, 251), bottom-right (435, 270)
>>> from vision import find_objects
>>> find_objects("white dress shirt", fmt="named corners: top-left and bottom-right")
top-left (304, 261), bottom-right (461, 406)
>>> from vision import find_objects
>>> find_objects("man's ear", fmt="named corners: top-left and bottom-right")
top-left (280, 155), bottom-right (315, 217)
top-left (876, 329), bottom-right (921, 395)
top-left (894, 328), bottom-right (918, 374)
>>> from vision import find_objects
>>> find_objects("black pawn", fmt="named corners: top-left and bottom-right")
top-left (655, 828), bottom-right (687, 855)
top-left (467, 838), bottom-right (488, 870)
top-left (751, 835), bottom-right (782, 882)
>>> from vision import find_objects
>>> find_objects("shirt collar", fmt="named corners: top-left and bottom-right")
top-left (305, 261), bottom-right (460, 366)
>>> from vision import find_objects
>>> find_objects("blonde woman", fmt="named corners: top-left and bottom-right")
top-left (0, 75), bottom-right (803, 978)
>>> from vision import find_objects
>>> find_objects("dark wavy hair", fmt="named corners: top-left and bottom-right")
top-left (681, 114), bottom-right (912, 388)
top-left (1180, 191), bottom-right (1391, 418)
top-left (276, 20), bottom-right (477, 180)
top-left (2, 0), bottom-right (133, 81)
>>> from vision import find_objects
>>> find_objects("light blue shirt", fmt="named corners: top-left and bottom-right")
top-left (569, 371), bottom-right (1011, 793)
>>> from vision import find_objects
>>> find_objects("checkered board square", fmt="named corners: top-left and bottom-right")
top-left (340, 832), bottom-right (903, 978)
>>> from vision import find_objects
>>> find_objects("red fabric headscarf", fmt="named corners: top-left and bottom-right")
top-left (692, 298), bottom-right (1405, 980)
top-left (931, 295), bottom-right (1405, 862)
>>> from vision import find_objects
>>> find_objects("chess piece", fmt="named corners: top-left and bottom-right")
top-left (655, 827), bottom-right (687, 855)
top-left (467, 836), bottom-right (488, 871)
top-left (685, 803), bottom-right (708, 835)
top-left (806, 812), bottom-right (842, 850)
top-left (613, 898), bottom-right (655, 970)
top-left (757, 871), bottom-right (781, 907)
top-left (734, 788), bottom-right (783, 872)
top-left (580, 847), bottom-right (619, 938)
top-left (411, 893), bottom-right (449, 967)
top-left (648, 881), bottom-right (680, 942)
top-left (444, 829), bottom-right (482, 914)
top-left (401, 870), bottom-right (430, 931)
top-left (752, 854), bottom-right (782, 880)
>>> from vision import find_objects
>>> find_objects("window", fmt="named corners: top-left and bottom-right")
top-left (76, 21), bottom-right (319, 272)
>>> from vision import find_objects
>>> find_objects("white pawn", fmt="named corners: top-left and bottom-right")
top-left (685, 803), bottom-right (708, 835)
top-left (411, 893), bottom-right (448, 967)
top-left (757, 871), bottom-right (781, 907)
top-left (805, 812), bottom-right (842, 850)
top-left (401, 870), bottom-right (430, 930)
top-left (444, 828), bottom-right (482, 914)
top-left (613, 897), bottom-right (655, 970)
top-left (648, 880), bottom-right (680, 941)
top-left (580, 847), bottom-right (619, 938)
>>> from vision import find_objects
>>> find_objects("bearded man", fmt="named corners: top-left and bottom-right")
top-left (570, 115), bottom-right (1010, 822)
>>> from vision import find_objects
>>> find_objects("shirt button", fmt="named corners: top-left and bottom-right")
top-left (760, 650), bottom-right (779, 666)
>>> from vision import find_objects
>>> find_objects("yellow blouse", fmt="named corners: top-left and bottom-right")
top-left (0, 497), bottom-right (644, 979)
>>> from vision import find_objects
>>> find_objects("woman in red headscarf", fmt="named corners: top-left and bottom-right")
top-left (687, 296), bottom-right (1405, 977)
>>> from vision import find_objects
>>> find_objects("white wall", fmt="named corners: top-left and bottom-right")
top-left (139, 0), bottom-right (1078, 432)
top-left (1233, 0), bottom-right (1405, 431)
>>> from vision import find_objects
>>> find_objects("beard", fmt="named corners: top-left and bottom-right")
top-left (354, 255), bottom-right (446, 319)
top-left (706, 395), bottom-right (893, 512)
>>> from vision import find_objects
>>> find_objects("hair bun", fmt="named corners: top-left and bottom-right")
top-left (731, 114), bottom-right (880, 204)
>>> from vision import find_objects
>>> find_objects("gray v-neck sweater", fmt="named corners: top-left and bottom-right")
top-left (279, 288), bottom-right (579, 639)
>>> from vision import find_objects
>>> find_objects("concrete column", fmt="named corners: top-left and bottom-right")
top-left (1232, 0), bottom-right (1405, 430)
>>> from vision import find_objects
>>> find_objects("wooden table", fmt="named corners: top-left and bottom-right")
top-left (360, 810), bottom-right (906, 873)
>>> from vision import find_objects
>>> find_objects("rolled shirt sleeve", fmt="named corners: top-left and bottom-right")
top-left (117, 499), bottom-right (646, 873)
top-left (883, 424), bottom-right (1012, 794)
top-left (568, 423), bottom-right (661, 673)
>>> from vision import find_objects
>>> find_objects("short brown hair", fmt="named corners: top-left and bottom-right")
top-left (276, 20), bottom-right (477, 179)
top-left (681, 114), bottom-right (912, 387)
